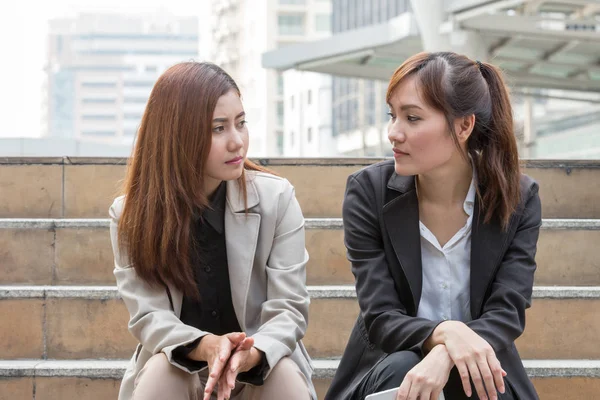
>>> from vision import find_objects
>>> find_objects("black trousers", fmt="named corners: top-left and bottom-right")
top-left (351, 351), bottom-right (517, 400)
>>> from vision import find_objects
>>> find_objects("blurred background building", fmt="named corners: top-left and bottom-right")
top-left (209, 0), bottom-right (333, 156)
top-left (1, 0), bottom-right (600, 158)
top-left (264, 0), bottom-right (600, 158)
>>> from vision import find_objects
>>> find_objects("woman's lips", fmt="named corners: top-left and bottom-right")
top-left (393, 148), bottom-right (409, 158)
top-left (225, 156), bottom-right (243, 165)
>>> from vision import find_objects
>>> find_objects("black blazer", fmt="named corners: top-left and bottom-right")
top-left (326, 160), bottom-right (542, 400)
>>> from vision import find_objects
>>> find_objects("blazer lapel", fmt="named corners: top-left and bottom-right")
top-left (382, 174), bottom-right (423, 313)
top-left (224, 178), bottom-right (261, 330)
top-left (469, 196), bottom-right (512, 319)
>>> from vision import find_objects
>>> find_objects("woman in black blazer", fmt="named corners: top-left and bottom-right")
top-left (326, 52), bottom-right (541, 400)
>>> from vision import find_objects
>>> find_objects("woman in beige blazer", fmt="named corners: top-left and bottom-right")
top-left (109, 62), bottom-right (315, 400)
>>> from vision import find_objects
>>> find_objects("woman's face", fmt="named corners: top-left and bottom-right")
top-left (387, 74), bottom-right (461, 177)
top-left (204, 89), bottom-right (249, 195)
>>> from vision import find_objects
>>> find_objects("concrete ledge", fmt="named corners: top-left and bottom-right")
top-left (2, 285), bottom-right (600, 300)
top-left (0, 219), bottom-right (109, 229)
top-left (2, 218), bottom-right (600, 230)
top-left (0, 360), bottom-right (128, 378)
top-left (1, 359), bottom-right (599, 379)
top-left (2, 157), bottom-right (600, 168)
top-left (0, 286), bottom-right (120, 300)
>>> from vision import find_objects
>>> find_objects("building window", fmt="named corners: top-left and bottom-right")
top-left (291, 95), bottom-right (295, 110)
top-left (276, 130), bottom-right (284, 155)
top-left (290, 131), bottom-right (295, 147)
top-left (81, 114), bottom-right (116, 121)
top-left (277, 101), bottom-right (284, 127)
top-left (277, 73), bottom-right (284, 96)
top-left (124, 81), bottom-right (155, 88)
top-left (81, 98), bottom-right (116, 104)
top-left (81, 82), bottom-right (116, 88)
top-left (278, 14), bottom-right (305, 35)
top-left (307, 127), bottom-right (313, 143)
top-left (315, 14), bottom-right (331, 32)
top-left (307, 90), bottom-right (312, 105)
top-left (81, 130), bottom-right (115, 136)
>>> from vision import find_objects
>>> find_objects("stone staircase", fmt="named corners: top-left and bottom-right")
top-left (1, 158), bottom-right (600, 400)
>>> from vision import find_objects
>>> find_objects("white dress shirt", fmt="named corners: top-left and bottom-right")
top-left (417, 169), bottom-right (477, 323)
top-left (416, 171), bottom-right (476, 400)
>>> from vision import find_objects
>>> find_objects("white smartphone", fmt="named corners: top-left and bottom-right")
top-left (365, 388), bottom-right (446, 400)
top-left (365, 387), bottom-right (399, 400)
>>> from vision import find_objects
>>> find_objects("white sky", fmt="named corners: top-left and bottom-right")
top-left (0, 0), bottom-right (209, 138)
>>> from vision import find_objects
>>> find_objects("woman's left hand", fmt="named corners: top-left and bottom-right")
top-left (396, 344), bottom-right (454, 400)
top-left (217, 337), bottom-right (263, 400)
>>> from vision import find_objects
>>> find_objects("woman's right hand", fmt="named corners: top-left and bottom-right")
top-left (396, 344), bottom-right (453, 400)
top-left (190, 332), bottom-right (248, 400)
top-left (435, 321), bottom-right (506, 400)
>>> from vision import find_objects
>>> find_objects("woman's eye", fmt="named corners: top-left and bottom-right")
top-left (387, 112), bottom-right (396, 120)
top-left (212, 126), bottom-right (225, 133)
top-left (238, 120), bottom-right (247, 128)
top-left (407, 115), bottom-right (420, 122)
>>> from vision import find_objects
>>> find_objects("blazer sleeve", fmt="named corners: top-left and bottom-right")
top-left (467, 184), bottom-right (542, 352)
top-left (344, 175), bottom-right (439, 356)
top-left (251, 181), bottom-right (310, 379)
top-left (109, 197), bottom-right (209, 373)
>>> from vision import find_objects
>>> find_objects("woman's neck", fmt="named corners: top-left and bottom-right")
top-left (416, 157), bottom-right (473, 207)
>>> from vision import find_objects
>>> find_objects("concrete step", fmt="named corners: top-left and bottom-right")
top-left (1, 218), bottom-right (599, 286)
top-left (1, 359), bottom-right (599, 400)
top-left (1, 158), bottom-right (600, 219)
top-left (1, 285), bottom-right (599, 361)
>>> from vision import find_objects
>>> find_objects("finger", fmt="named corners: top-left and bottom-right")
top-left (478, 356), bottom-right (498, 400)
top-left (406, 378), bottom-right (424, 400)
top-left (217, 375), bottom-right (225, 400)
top-left (221, 377), bottom-right (232, 400)
top-left (226, 366), bottom-right (237, 391)
top-left (229, 353), bottom-right (240, 374)
top-left (455, 361), bottom-right (472, 397)
top-left (502, 368), bottom-right (507, 377)
top-left (487, 354), bottom-right (505, 394)
top-left (205, 372), bottom-right (219, 400)
top-left (218, 340), bottom-right (233, 363)
top-left (467, 360), bottom-right (487, 400)
top-left (225, 332), bottom-right (246, 345)
top-left (416, 389), bottom-right (431, 400)
top-left (237, 337), bottom-right (254, 351)
top-left (205, 357), bottom-right (226, 399)
top-left (396, 378), bottom-right (411, 400)
top-left (430, 389), bottom-right (442, 400)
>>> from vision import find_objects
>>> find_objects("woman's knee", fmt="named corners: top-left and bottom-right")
top-left (377, 351), bottom-right (422, 384)
top-left (256, 357), bottom-right (310, 399)
top-left (133, 353), bottom-right (198, 400)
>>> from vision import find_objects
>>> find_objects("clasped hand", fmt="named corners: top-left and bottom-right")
top-left (190, 332), bottom-right (262, 400)
top-left (401, 321), bottom-right (507, 400)
top-left (435, 321), bottom-right (507, 400)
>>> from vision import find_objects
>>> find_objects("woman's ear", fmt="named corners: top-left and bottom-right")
top-left (454, 114), bottom-right (475, 144)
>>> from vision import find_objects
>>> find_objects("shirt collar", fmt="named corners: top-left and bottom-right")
top-left (197, 181), bottom-right (226, 234)
top-left (463, 165), bottom-right (477, 217)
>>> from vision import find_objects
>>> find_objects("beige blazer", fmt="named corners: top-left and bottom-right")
top-left (109, 171), bottom-right (316, 400)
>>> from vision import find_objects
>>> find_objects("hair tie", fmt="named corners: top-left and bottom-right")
top-left (476, 60), bottom-right (483, 71)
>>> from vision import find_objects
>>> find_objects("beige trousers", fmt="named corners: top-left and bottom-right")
top-left (132, 353), bottom-right (311, 400)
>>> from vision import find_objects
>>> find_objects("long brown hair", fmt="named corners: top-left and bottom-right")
top-left (119, 62), bottom-right (269, 297)
top-left (387, 52), bottom-right (520, 229)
